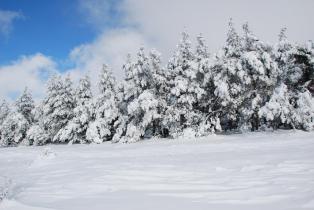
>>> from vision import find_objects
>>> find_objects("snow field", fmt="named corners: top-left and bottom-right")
top-left (0, 130), bottom-right (314, 210)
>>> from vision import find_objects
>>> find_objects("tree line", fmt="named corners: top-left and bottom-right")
top-left (0, 20), bottom-right (313, 146)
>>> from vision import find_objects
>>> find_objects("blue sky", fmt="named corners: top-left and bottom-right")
top-left (0, 0), bottom-right (313, 101)
top-left (0, 0), bottom-right (101, 69)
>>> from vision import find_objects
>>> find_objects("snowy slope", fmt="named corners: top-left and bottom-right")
top-left (0, 130), bottom-right (314, 210)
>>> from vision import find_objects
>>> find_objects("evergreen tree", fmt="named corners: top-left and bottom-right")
top-left (125, 50), bottom-right (167, 142)
top-left (64, 75), bottom-right (94, 144)
top-left (290, 44), bottom-right (314, 90)
top-left (26, 103), bottom-right (49, 146)
top-left (86, 64), bottom-right (121, 143)
top-left (1, 88), bottom-right (36, 146)
top-left (275, 28), bottom-right (299, 86)
top-left (42, 74), bottom-right (75, 143)
top-left (259, 83), bottom-right (294, 129)
top-left (193, 34), bottom-right (222, 136)
top-left (149, 49), bottom-right (168, 137)
top-left (121, 47), bottom-right (161, 142)
top-left (0, 100), bottom-right (10, 146)
top-left (123, 48), bottom-right (153, 101)
top-left (165, 31), bottom-right (206, 136)
top-left (0, 100), bottom-right (9, 127)
top-left (275, 28), bottom-right (313, 93)
top-left (195, 34), bottom-right (209, 61)
top-left (122, 53), bottom-right (138, 104)
top-left (268, 28), bottom-right (314, 131)
top-left (238, 22), bottom-right (279, 131)
top-left (0, 110), bottom-right (29, 146)
top-left (307, 41), bottom-right (314, 95)
top-left (122, 89), bottom-right (161, 142)
top-left (293, 89), bottom-right (314, 130)
top-left (225, 18), bottom-right (242, 57)
top-left (15, 87), bottom-right (35, 124)
top-left (209, 19), bottom-right (244, 131)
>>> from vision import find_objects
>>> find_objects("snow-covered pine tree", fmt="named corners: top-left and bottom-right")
top-left (306, 40), bottom-right (314, 95)
top-left (0, 110), bottom-right (29, 146)
top-left (86, 64), bottom-right (121, 143)
top-left (124, 47), bottom-right (153, 99)
top-left (122, 53), bottom-right (138, 104)
top-left (111, 55), bottom-right (136, 143)
top-left (150, 49), bottom-right (168, 97)
top-left (165, 31), bottom-right (193, 136)
top-left (26, 102), bottom-right (49, 146)
top-left (238, 22), bottom-right (279, 131)
top-left (270, 29), bottom-right (314, 130)
top-left (123, 89), bottom-right (161, 142)
top-left (195, 34), bottom-right (210, 62)
top-left (0, 100), bottom-right (10, 146)
top-left (121, 47), bottom-right (163, 142)
top-left (259, 83), bottom-right (294, 129)
top-left (225, 18), bottom-right (242, 57)
top-left (63, 75), bottom-right (94, 144)
top-left (289, 42), bottom-right (314, 130)
top-left (292, 89), bottom-right (314, 130)
top-left (0, 88), bottom-right (36, 146)
top-left (208, 19), bottom-right (244, 131)
top-left (192, 34), bottom-right (221, 136)
top-left (194, 34), bottom-right (210, 94)
top-left (0, 100), bottom-right (9, 127)
top-left (165, 31), bottom-right (205, 137)
top-left (303, 44), bottom-right (313, 85)
top-left (149, 49), bottom-right (168, 137)
top-left (15, 87), bottom-right (35, 124)
top-left (275, 28), bottom-right (299, 86)
top-left (258, 28), bottom-right (295, 130)
top-left (42, 74), bottom-right (75, 143)
top-left (290, 43), bottom-right (314, 91)
top-left (111, 81), bottom-right (128, 143)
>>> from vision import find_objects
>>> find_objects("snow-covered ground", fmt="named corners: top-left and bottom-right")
top-left (0, 130), bottom-right (314, 210)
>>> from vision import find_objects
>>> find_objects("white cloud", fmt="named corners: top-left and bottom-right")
top-left (120, 0), bottom-right (314, 54)
top-left (0, 53), bottom-right (56, 101)
top-left (0, 10), bottom-right (22, 37)
top-left (67, 28), bottom-right (151, 93)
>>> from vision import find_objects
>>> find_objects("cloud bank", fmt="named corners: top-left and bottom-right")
top-left (73, 0), bottom-right (314, 79)
top-left (0, 54), bottom-right (56, 101)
